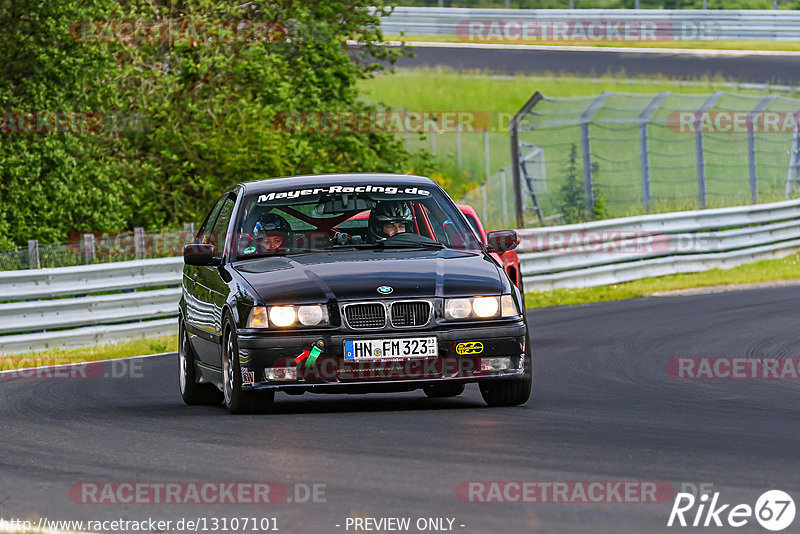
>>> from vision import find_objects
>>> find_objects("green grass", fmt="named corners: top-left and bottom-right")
top-left (525, 251), bottom-right (800, 308)
top-left (358, 68), bottom-right (800, 224)
top-left (388, 35), bottom-right (800, 52)
top-left (0, 334), bottom-right (177, 371)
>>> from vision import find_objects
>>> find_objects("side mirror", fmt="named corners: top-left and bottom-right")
top-left (486, 230), bottom-right (519, 253)
top-left (184, 243), bottom-right (220, 266)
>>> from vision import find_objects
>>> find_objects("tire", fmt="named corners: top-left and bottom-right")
top-left (222, 317), bottom-right (275, 414)
top-left (179, 320), bottom-right (224, 406)
top-left (423, 382), bottom-right (466, 398)
top-left (479, 334), bottom-right (532, 407)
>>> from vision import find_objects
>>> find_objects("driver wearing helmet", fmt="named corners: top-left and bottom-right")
top-left (368, 201), bottom-right (414, 241)
top-left (253, 212), bottom-right (291, 252)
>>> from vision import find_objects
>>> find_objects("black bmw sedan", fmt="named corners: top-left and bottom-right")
top-left (179, 174), bottom-right (531, 413)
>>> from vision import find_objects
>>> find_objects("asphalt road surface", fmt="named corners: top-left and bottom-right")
top-left (396, 44), bottom-right (800, 84)
top-left (2, 286), bottom-right (800, 533)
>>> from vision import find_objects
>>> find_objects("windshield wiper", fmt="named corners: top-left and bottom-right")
top-left (234, 248), bottom-right (320, 260)
top-left (375, 241), bottom-right (444, 250)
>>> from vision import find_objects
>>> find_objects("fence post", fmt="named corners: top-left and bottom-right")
top-left (748, 96), bottom-right (775, 204)
top-left (82, 233), bottom-right (95, 264)
top-left (694, 92), bottom-right (723, 209)
top-left (510, 91), bottom-right (545, 227)
top-left (27, 239), bottom-right (40, 269)
top-left (404, 109), bottom-right (410, 149)
top-left (580, 91), bottom-right (612, 217)
top-left (134, 227), bottom-right (145, 259)
top-left (484, 129), bottom-right (490, 181)
top-left (639, 92), bottom-right (669, 212)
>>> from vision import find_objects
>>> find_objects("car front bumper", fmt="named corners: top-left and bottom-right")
top-left (236, 321), bottom-right (528, 392)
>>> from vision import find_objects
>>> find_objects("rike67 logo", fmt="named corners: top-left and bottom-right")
top-left (668, 490), bottom-right (795, 531)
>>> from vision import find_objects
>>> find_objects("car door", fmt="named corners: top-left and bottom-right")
top-left (184, 194), bottom-right (227, 365)
top-left (193, 194), bottom-right (237, 366)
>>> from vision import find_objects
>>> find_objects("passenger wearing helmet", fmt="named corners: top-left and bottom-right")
top-left (253, 212), bottom-right (291, 252)
top-left (368, 201), bottom-right (414, 241)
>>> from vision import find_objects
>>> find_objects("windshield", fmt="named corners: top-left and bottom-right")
top-left (231, 183), bottom-right (483, 260)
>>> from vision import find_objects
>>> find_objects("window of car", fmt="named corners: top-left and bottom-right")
top-left (208, 196), bottom-right (236, 256)
top-left (197, 195), bottom-right (227, 245)
top-left (232, 184), bottom-right (482, 259)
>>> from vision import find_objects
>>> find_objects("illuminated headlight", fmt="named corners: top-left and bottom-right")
top-left (473, 297), bottom-right (499, 318)
top-left (445, 296), bottom-right (519, 320)
top-left (269, 306), bottom-right (296, 327)
top-left (248, 305), bottom-right (329, 328)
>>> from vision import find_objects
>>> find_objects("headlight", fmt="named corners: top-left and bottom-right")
top-left (297, 305), bottom-right (325, 326)
top-left (248, 305), bottom-right (329, 328)
top-left (445, 298), bottom-right (472, 319)
top-left (473, 296), bottom-right (499, 318)
top-left (269, 306), bottom-right (296, 327)
top-left (444, 296), bottom-right (520, 320)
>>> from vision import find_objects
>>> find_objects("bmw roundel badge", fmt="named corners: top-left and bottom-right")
top-left (377, 286), bottom-right (393, 295)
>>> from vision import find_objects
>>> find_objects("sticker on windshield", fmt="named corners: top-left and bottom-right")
top-left (242, 246), bottom-right (256, 255)
top-left (258, 185), bottom-right (430, 202)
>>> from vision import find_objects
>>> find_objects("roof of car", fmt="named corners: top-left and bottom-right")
top-left (240, 173), bottom-right (437, 194)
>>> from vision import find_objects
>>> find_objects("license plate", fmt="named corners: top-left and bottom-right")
top-left (343, 337), bottom-right (438, 360)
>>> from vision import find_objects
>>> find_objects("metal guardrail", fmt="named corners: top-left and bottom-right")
top-left (0, 258), bottom-right (182, 354)
top-left (2, 199), bottom-right (799, 353)
top-left (517, 198), bottom-right (800, 290)
top-left (382, 7), bottom-right (800, 41)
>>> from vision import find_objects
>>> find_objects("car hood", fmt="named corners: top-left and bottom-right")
top-left (234, 249), bottom-right (504, 304)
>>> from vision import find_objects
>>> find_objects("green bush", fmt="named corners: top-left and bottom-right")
top-left (0, 0), bottom-right (434, 249)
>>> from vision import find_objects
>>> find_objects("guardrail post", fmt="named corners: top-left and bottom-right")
top-left (580, 91), bottom-right (613, 217)
top-left (134, 227), bottom-right (145, 259)
top-left (694, 92), bottom-right (723, 209)
top-left (27, 239), bottom-right (40, 269)
top-left (639, 92), bottom-right (669, 212)
top-left (82, 234), bottom-right (95, 264)
top-left (788, 127), bottom-right (800, 199)
top-left (748, 96), bottom-right (776, 204)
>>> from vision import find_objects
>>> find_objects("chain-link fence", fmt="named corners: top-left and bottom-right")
top-left (506, 90), bottom-right (800, 227)
top-left (0, 227), bottom-right (196, 271)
